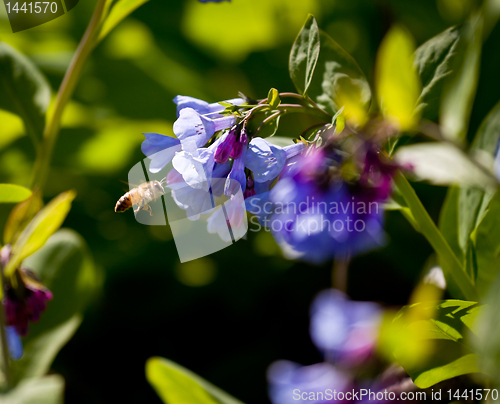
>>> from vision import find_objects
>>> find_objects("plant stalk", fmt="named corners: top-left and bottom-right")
top-left (31, 0), bottom-right (108, 189)
top-left (394, 172), bottom-right (478, 301)
top-left (0, 272), bottom-right (11, 389)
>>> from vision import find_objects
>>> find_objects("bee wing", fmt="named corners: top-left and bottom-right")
top-left (119, 179), bottom-right (146, 188)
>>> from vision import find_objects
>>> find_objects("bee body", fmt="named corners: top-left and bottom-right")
top-left (115, 178), bottom-right (167, 215)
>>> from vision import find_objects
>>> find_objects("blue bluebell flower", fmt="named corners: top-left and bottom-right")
top-left (174, 95), bottom-right (243, 117)
top-left (244, 138), bottom-right (305, 183)
top-left (172, 131), bottom-right (229, 190)
top-left (141, 133), bottom-right (182, 174)
top-left (267, 360), bottom-right (350, 404)
top-left (174, 108), bottom-right (236, 150)
top-left (310, 289), bottom-right (382, 365)
top-left (207, 191), bottom-right (247, 242)
top-left (224, 146), bottom-right (247, 196)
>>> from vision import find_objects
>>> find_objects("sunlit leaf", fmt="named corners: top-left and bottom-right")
top-left (440, 14), bottom-right (482, 142)
top-left (0, 42), bottom-right (51, 146)
top-left (381, 300), bottom-right (482, 389)
top-left (4, 191), bottom-right (76, 277)
top-left (307, 30), bottom-right (371, 118)
top-left (289, 14), bottom-right (320, 96)
top-left (395, 143), bottom-right (496, 189)
top-left (4, 190), bottom-right (43, 245)
top-left (12, 229), bottom-right (101, 383)
top-left (376, 25), bottom-right (421, 130)
top-left (146, 357), bottom-right (245, 404)
top-left (0, 375), bottom-right (64, 404)
top-left (267, 88), bottom-right (281, 109)
top-left (98, 0), bottom-right (150, 42)
top-left (414, 26), bottom-right (461, 121)
top-left (0, 184), bottom-right (32, 204)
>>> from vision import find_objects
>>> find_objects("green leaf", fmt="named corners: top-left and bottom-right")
top-left (414, 26), bottom-right (461, 121)
top-left (4, 191), bottom-right (76, 277)
top-left (390, 300), bottom-right (482, 388)
top-left (4, 190), bottom-right (43, 245)
top-left (395, 143), bottom-right (496, 189)
top-left (306, 30), bottom-right (371, 118)
top-left (267, 88), bottom-right (281, 109)
top-left (98, 0), bottom-right (150, 42)
top-left (440, 14), bottom-right (483, 142)
top-left (0, 42), bottom-right (50, 147)
top-left (473, 271), bottom-right (500, 384)
top-left (146, 357), bottom-right (245, 404)
top-left (289, 14), bottom-right (320, 96)
top-left (0, 184), bottom-right (32, 204)
top-left (375, 25), bottom-right (421, 130)
top-left (0, 375), bottom-right (64, 404)
top-left (11, 229), bottom-right (101, 383)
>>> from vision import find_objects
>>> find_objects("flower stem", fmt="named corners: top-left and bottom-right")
top-left (31, 0), bottom-right (109, 189)
top-left (332, 253), bottom-right (350, 292)
top-left (394, 171), bottom-right (478, 301)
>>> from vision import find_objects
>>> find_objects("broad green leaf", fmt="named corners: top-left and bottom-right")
top-left (98, 0), bottom-right (150, 42)
top-left (0, 375), bottom-right (64, 404)
top-left (440, 14), bottom-right (483, 142)
top-left (0, 184), bottom-right (32, 204)
top-left (0, 42), bottom-right (50, 146)
top-left (4, 190), bottom-right (43, 245)
top-left (387, 300), bottom-right (481, 388)
top-left (414, 26), bottom-right (461, 121)
top-left (4, 191), bottom-right (76, 277)
top-left (267, 88), bottom-right (281, 109)
top-left (146, 357), bottom-right (245, 404)
top-left (473, 271), bottom-right (500, 384)
top-left (306, 30), bottom-right (371, 118)
top-left (395, 143), bottom-right (496, 189)
top-left (11, 229), bottom-right (101, 383)
top-left (375, 25), bottom-right (421, 130)
top-left (289, 14), bottom-right (320, 96)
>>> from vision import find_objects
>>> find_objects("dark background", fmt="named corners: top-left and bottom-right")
top-left (0, 0), bottom-right (499, 402)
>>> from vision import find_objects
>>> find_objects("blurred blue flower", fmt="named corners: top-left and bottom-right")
top-left (174, 95), bottom-right (243, 117)
top-left (141, 133), bottom-right (182, 173)
top-left (174, 108), bottom-right (236, 150)
top-left (244, 138), bottom-right (305, 183)
top-left (264, 148), bottom-right (387, 264)
top-left (310, 289), bottom-right (382, 365)
top-left (267, 360), bottom-right (350, 404)
top-left (4, 325), bottom-right (23, 360)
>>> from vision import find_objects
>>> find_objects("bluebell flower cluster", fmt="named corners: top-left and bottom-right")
top-left (267, 289), bottom-right (383, 404)
top-left (246, 141), bottom-right (396, 264)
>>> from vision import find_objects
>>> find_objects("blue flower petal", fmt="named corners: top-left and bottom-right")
top-left (141, 133), bottom-right (180, 157)
top-left (5, 326), bottom-right (23, 360)
top-left (244, 138), bottom-right (286, 183)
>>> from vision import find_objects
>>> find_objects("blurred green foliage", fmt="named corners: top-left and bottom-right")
top-left (0, 0), bottom-right (499, 402)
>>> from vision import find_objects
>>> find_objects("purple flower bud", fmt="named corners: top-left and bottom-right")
top-left (215, 128), bottom-right (238, 164)
top-left (230, 126), bottom-right (247, 160)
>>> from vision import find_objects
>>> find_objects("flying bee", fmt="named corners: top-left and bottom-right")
top-left (115, 177), bottom-right (167, 216)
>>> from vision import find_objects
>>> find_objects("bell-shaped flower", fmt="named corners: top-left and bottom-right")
top-left (173, 108), bottom-right (236, 149)
top-left (310, 289), bottom-right (382, 366)
top-left (244, 138), bottom-right (305, 183)
top-left (224, 147), bottom-right (247, 197)
top-left (267, 360), bottom-right (350, 404)
top-left (174, 95), bottom-right (243, 117)
top-left (172, 132), bottom-right (228, 190)
top-left (141, 133), bottom-right (182, 174)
